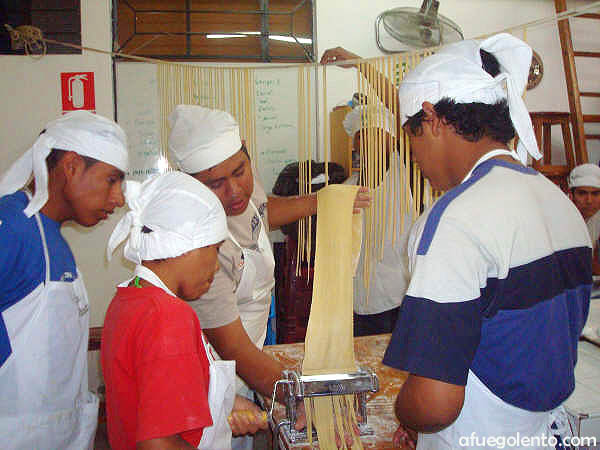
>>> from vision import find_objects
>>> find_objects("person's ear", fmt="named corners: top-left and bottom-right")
top-left (59, 151), bottom-right (86, 182)
top-left (422, 101), bottom-right (435, 117)
top-left (422, 101), bottom-right (442, 136)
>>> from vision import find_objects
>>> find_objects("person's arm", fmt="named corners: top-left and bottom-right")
top-left (267, 194), bottom-right (317, 230)
top-left (321, 47), bottom-right (400, 135)
top-left (267, 188), bottom-right (370, 230)
top-left (395, 374), bottom-right (464, 433)
top-left (137, 435), bottom-right (196, 450)
top-left (203, 318), bottom-right (285, 400)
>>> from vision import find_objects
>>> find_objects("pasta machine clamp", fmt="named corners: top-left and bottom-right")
top-left (268, 366), bottom-right (379, 449)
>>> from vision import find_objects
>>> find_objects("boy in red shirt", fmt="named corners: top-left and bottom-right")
top-left (102, 172), bottom-right (265, 450)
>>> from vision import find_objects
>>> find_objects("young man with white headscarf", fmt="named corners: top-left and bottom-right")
top-left (103, 172), bottom-right (266, 450)
top-left (569, 163), bottom-right (600, 275)
top-left (342, 105), bottom-right (413, 336)
top-left (0, 110), bottom-right (129, 449)
top-left (167, 106), bottom-right (367, 448)
top-left (324, 34), bottom-right (591, 449)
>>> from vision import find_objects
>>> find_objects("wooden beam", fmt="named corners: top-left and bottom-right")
top-left (584, 114), bottom-right (600, 123)
top-left (574, 51), bottom-right (600, 58)
top-left (555, 0), bottom-right (588, 164)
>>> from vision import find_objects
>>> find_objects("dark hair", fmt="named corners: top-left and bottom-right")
top-left (480, 49), bottom-right (500, 77)
top-left (404, 49), bottom-right (516, 145)
top-left (46, 148), bottom-right (99, 171)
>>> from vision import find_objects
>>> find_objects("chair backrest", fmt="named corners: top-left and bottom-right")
top-left (524, 112), bottom-right (576, 193)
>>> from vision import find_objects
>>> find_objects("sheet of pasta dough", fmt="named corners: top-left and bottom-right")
top-left (302, 184), bottom-right (361, 374)
top-left (302, 184), bottom-right (363, 449)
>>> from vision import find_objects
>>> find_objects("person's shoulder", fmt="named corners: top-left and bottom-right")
top-left (587, 209), bottom-right (600, 226)
top-left (0, 192), bottom-right (31, 226)
top-left (118, 286), bottom-right (200, 329)
top-left (150, 288), bottom-right (198, 318)
top-left (0, 192), bottom-right (36, 238)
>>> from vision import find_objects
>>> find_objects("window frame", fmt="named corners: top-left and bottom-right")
top-left (112, 0), bottom-right (315, 63)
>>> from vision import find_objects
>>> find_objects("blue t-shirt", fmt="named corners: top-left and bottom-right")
top-left (0, 191), bottom-right (77, 366)
top-left (383, 159), bottom-right (591, 412)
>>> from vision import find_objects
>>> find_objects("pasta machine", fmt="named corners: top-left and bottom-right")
top-left (268, 366), bottom-right (379, 449)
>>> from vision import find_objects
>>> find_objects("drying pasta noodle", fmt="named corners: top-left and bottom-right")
top-left (344, 49), bottom-right (443, 301)
top-left (157, 65), bottom-right (258, 168)
top-left (302, 184), bottom-right (363, 450)
top-left (296, 65), bottom-right (317, 274)
top-left (156, 52), bottom-right (434, 299)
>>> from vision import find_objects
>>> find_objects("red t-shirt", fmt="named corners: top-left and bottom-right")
top-left (101, 286), bottom-right (212, 450)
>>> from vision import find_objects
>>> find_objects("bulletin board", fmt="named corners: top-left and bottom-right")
top-left (115, 62), bottom-right (317, 193)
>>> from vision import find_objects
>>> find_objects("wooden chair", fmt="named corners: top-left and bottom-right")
top-left (527, 112), bottom-right (576, 193)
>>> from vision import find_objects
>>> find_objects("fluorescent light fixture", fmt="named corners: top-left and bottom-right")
top-left (206, 33), bottom-right (311, 44)
top-left (206, 31), bottom-right (260, 39)
top-left (207, 34), bottom-right (246, 39)
top-left (269, 35), bottom-right (312, 44)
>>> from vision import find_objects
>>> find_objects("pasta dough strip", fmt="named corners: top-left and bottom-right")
top-left (302, 184), bottom-right (363, 450)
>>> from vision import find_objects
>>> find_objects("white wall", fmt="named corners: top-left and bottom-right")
top-left (0, 0), bottom-right (598, 329)
top-left (0, 1), bottom-right (132, 331)
top-left (315, 0), bottom-right (599, 163)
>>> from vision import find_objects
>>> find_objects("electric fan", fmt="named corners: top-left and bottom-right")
top-left (375, 0), bottom-right (463, 53)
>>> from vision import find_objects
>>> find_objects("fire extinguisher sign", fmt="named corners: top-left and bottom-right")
top-left (61, 72), bottom-right (95, 113)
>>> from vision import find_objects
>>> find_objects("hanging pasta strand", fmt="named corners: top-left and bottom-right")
top-left (377, 56), bottom-right (386, 262)
top-left (358, 61), bottom-right (373, 297)
top-left (157, 64), bottom-right (167, 156)
top-left (296, 65), bottom-right (306, 276)
top-left (322, 64), bottom-right (329, 186)
top-left (306, 66), bottom-right (313, 271)
top-left (155, 47), bottom-right (439, 326)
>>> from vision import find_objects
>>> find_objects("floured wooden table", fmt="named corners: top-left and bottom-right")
top-left (263, 333), bottom-right (408, 449)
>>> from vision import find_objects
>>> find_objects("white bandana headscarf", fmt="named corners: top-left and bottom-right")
top-left (168, 105), bottom-right (242, 173)
top-left (398, 33), bottom-right (541, 164)
top-left (107, 171), bottom-right (227, 264)
top-left (343, 105), bottom-right (396, 139)
top-left (568, 163), bottom-right (600, 189)
top-left (0, 110), bottom-right (129, 217)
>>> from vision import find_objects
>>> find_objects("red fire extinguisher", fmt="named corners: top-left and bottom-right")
top-left (68, 74), bottom-right (88, 109)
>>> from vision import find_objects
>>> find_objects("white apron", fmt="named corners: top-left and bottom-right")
top-left (418, 371), bottom-right (560, 449)
top-left (418, 150), bottom-right (567, 449)
top-left (0, 207), bottom-right (98, 450)
top-left (124, 266), bottom-right (236, 450)
top-left (227, 200), bottom-right (275, 450)
top-left (230, 200), bottom-right (276, 351)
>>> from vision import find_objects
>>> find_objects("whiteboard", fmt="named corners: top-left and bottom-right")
top-left (116, 62), bottom-right (317, 193)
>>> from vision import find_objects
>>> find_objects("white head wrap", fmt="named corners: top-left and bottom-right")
top-left (398, 33), bottom-right (541, 164)
top-left (568, 164), bottom-right (600, 189)
top-left (107, 171), bottom-right (227, 265)
top-left (168, 105), bottom-right (242, 173)
top-left (0, 110), bottom-right (129, 217)
top-left (343, 105), bottom-right (396, 139)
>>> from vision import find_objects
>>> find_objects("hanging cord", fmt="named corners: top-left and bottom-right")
top-left (3, 1), bottom-right (599, 67)
top-left (4, 24), bottom-right (46, 59)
